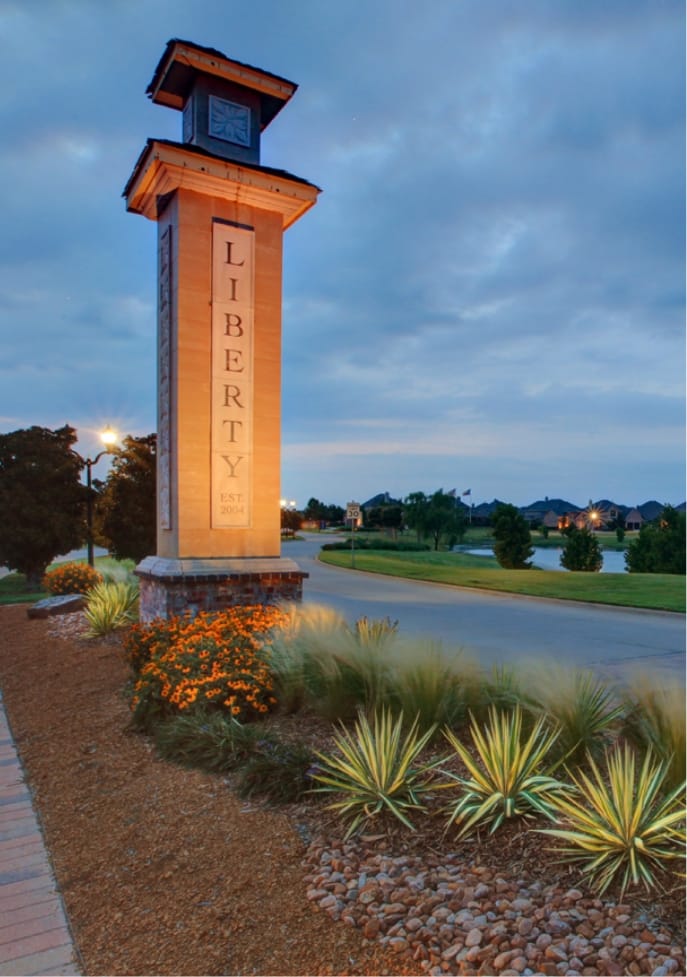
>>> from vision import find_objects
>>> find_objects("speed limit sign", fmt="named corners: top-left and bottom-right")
top-left (346, 502), bottom-right (361, 521)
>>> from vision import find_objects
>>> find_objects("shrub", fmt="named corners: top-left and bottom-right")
top-left (153, 711), bottom-right (263, 773)
top-left (311, 708), bottom-right (444, 837)
top-left (491, 504), bottom-right (534, 569)
top-left (268, 604), bottom-right (393, 721)
top-left (620, 676), bottom-right (686, 793)
top-left (237, 739), bottom-right (315, 803)
top-left (84, 580), bottom-right (139, 636)
top-left (625, 506), bottom-right (686, 574)
top-left (321, 538), bottom-right (430, 552)
top-left (540, 744), bottom-right (686, 897)
top-left (528, 667), bottom-right (624, 765)
top-left (560, 526), bottom-right (603, 572)
top-left (388, 641), bottom-right (479, 736)
top-left (42, 561), bottom-right (102, 595)
top-left (443, 706), bottom-right (567, 837)
top-left (128, 605), bottom-right (287, 730)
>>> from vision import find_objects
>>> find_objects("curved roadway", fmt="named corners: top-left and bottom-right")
top-left (287, 534), bottom-right (685, 684)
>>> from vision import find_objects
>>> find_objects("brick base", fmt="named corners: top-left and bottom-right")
top-left (135, 556), bottom-right (308, 621)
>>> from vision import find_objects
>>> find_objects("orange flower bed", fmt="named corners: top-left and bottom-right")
top-left (43, 562), bottom-right (103, 595)
top-left (127, 605), bottom-right (288, 728)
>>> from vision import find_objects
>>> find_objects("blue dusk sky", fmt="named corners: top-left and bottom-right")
top-left (0, 0), bottom-right (684, 510)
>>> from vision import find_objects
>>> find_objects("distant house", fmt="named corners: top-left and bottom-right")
top-left (625, 508), bottom-right (644, 531)
top-left (521, 499), bottom-right (580, 526)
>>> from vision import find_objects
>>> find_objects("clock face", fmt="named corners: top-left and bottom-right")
top-left (208, 96), bottom-right (251, 148)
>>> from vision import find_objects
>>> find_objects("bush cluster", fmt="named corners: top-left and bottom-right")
top-left (120, 602), bottom-right (685, 899)
top-left (42, 561), bottom-right (103, 595)
top-left (127, 605), bottom-right (288, 729)
top-left (321, 538), bottom-right (430, 552)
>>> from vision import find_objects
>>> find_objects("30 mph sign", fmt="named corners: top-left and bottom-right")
top-left (346, 502), bottom-right (361, 521)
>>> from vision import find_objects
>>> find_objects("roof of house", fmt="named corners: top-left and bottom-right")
top-left (637, 500), bottom-right (667, 522)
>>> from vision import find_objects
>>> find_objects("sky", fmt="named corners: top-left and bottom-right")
top-left (0, 0), bottom-right (684, 511)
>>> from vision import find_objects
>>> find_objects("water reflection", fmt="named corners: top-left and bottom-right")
top-left (464, 547), bottom-right (628, 573)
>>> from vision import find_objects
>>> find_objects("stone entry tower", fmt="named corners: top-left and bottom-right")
top-left (124, 39), bottom-right (319, 620)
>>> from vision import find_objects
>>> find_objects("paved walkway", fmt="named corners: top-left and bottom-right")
top-left (0, 692), bottom-right (81, 976)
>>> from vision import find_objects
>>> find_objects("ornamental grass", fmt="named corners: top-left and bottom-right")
top-left (128, 605), bottom-right (288, 730)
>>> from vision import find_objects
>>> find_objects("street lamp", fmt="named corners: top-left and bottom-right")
top-left (78, 427), bottom-right (118, 567)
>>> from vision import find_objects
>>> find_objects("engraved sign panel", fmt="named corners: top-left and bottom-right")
top-left (211, 220), bottom-right (254, 528)
top-left (158, 225), bottom-right (172, 529)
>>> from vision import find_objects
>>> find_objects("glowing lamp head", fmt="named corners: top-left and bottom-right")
top-left (100, 426), bottom-right (118, 448)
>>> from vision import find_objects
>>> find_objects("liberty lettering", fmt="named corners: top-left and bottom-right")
top-left (221, 455), bottom-right (243, 478)
top-left (222, 419), bottom-right (243, 442)
top-left (225, 241), bottom-right (245, 266)
top-left (225, 349), bottom-right (244, 372)
top-left (224, 313), bottom-right (243, 336)
top-left (224, 383), bottom-right (243, 408)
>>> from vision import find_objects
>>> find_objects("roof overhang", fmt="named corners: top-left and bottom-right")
top-left (124, 140), bottom-right (320, 229)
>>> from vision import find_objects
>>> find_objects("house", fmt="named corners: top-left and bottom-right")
top-left (625, 508), bottom-right (643, 531)
top-left (520, 498), bottom-right (580, 525)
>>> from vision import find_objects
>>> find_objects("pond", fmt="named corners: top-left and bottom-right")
top-left (464, 546), bottom-right (628, 573)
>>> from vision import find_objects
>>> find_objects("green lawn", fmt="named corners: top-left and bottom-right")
top-left (0, 555), bottom-right (135, 606)
top-left (319, 549), bottom-right (685, 612)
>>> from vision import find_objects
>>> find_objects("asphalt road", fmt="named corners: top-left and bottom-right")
top-left (288, 534), bottom-right (686, 685)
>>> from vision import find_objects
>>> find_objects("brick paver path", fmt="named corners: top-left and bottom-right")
top-left (0, 692), bottom-right (80, 976)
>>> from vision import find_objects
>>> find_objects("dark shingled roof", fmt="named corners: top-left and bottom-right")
top-left (146, 38), bottom-right (297, 100)
top-left (123, 138), bottom-right (320, 200)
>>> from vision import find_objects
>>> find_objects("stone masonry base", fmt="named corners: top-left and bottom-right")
top-left (135, 556), bottom-right (308, 621)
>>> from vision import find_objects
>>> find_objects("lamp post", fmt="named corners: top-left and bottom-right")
top-left (78, 428), bottom-right (118, 567)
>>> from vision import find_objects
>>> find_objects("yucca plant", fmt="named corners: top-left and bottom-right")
top-left (539, 743), bottom-right (686, 897)
top-left (311, 708), bottom-right (444, 837)
top-left (620, 676), bottom-right (686, 793)
top-left (529, 667), bottom-right (624, 765)
top-left (443, 706), bottom-right (568, 836)
top-left (84, 580), bottom-right (139, 636)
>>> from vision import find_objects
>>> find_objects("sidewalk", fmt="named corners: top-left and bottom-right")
top-left (0, 691), bottom-right (81, 976)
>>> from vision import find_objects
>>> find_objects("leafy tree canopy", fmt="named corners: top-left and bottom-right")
top-left (403, 489), bottom-right (467, 550)
top-left (491, 503), bottom-right (534, 569)
top-left (95, 434), bottom-right (156, 563)
top-left (560, 525), bottom-right (603, 572)
top-left (0, 425), bottom-right (85, 585)
top-left (303, 497), bottom-right (345, 525)
top-left (625, 506), bottom-right (686, 574)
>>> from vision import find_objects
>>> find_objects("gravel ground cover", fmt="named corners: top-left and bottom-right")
top-left (0, 603), bottom-right (684, 976)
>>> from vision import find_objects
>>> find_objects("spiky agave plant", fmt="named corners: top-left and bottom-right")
top-left (311, 708), bottom-right (444, 837)
top-left (443, 705), bottom-right (568, 837)
top-left (539, 743), bottom-right (686, 897)
top-left (84, 580), bottom-right (139, 636)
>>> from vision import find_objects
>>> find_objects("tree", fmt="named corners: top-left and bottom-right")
top-left (95, 434), bottom-right (156, 563)
top-left (491, 503), bottom-right (534, 569)
top-left (403, 489), bottom-right (467, 550)
top-left (625, 506), bottom-right (686, 574)
top-left (0, 425), bottom-right (86, 586)
top-left (303, 497), bottom-right (344, 526)
top-left (364, 504), bottom-right (403, 536)
top-left (560, 526), bottom-right (603, 572)
top-left (280, 507), bottom-right (302, 533)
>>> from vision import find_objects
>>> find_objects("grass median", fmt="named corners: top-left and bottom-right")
top-left (318, 549), bottom-right (685, 612)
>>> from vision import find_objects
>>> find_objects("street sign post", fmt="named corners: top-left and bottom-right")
top-left (346, 502), bottom-right (361, 567)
